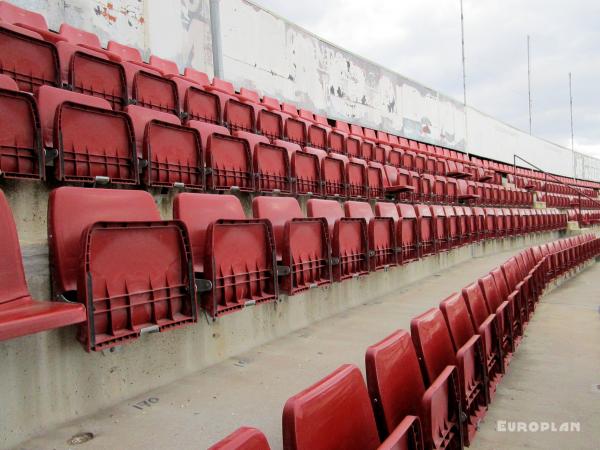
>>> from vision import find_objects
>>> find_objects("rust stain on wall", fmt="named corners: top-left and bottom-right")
top-left (93, 1), bottom-right (144, 27)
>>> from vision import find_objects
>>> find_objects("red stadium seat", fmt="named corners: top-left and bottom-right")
top-left (306, 147), bottom-right (346, 198)
top-left (252, 196), bottom-right (332, 294)
top-left (274, 139), bottom-right (321, 196)
top-left (208, 427), bottom-right (271, 450)
top-left (415, 204), bottom-right (435, 256)
top-left (37, 85), bottom-right (137, 185)
top-left (283, 364), bottom-right (422, 450)
top-left (57, 23), bottom-right (127, 110)
top-left (411, 308), bottom-right (487, 445)
top-left (444, 205), bottom-right (460, 248)
top-left (345, 156), bottom-right (368, 199)
top-left (366, 162), bottom-right (385, 200)
top-left (345, 201), bottom-right (397, 270)
top-left (0, 189), bottom-right (85, 342)
top-left (307, 199), bottom-right (369, 281)
top-left (0, 76), bottom-right (43, 179)
top-left (127, 105), bottom-right (203, 190)
top-left (366, 330), bottom-right (460, 450)
top-left (188, 120), bottom-right (253, 192)
top-left (48, 187), bottom-right (196, 351)
top-left (461, 283), bottom-right (503, 400)
top-left (0, 2), bottom-right (61, 93)
top-left (174, 193), bottom-right (277, 317)
top-left (478, 274), bottom-right (514, 365)
top-left (430, 204), bottom-right (449, 252)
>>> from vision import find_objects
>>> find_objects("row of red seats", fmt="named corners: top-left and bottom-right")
top-left (573, 209), bottom-right (600, 227)
top-left (208, 234), bottom-right (600, 450)
top-left (0, 186), bottom-right (566, 350)
top-left (2, 0), bottom-right (598, 200)
top-left (537, 192), bottom-right (600, 209)
top-left (508, 163), bottom-right (599, 192)
top-left (0, 73), bottom-right (535, 209)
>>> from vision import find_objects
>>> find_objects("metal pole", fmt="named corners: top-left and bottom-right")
top-left (569, 72), bottom-right (575, 178)
top-left (527, 35), bottom-right (532, 134)
top-left (209, 0), bottom-right (224, 78)
top-left (460, 0), bottom-right (467, 105)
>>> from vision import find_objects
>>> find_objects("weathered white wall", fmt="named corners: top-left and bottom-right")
top-left (218, 0), bottom-right (467, 150)
top-left (9, 0), bottom-right (600, 180)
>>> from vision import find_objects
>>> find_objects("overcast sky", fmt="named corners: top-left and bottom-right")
top-left (252, 0), bottom-right (600, 157)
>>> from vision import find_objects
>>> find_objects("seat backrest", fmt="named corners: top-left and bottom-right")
top-left (48, 187), bottom-right (161, 295)
top-left (439, 292), bottom-right (475, 351)
top-left (410, 308), bottom-right (457, 385)
top-left (461, 282), bottom-right (490, 329)
top-left (126, 104), bottom-right (181, 155)
top-left (149, 55), bottom-right (180, 75)
top-left (478, 274), bottom-right (503, 312)
top-left (0, 190), bottom-right (30, 305)
top-left (0, 1), bottom-right (49, 29)
top-left (501, 258), bottom-right (520, 290)
top-left (107, 40), bottom-right (144, 62)
top-left (490, 267), bottom-right (510, 300)
top-left (208, 427), bottom-right (270, 450)
top-left (59, 23), bottom-right (101, 48)
top-left (37, 85), bottom-right (112, 148)
top-left (183, 67), bottom-right (210, 85)
top-left (307, 199), bottom-right (344, 234)
top-left (282, 364), bottom-right (381, 450)
top-left (252, 196), bottom-right (302, 256)
top-left (365, 330), bottom-right (426, 436)
top-left (375, 202), bottom-right (400, 220)
top-left (173, 193), bottom-right (245, 273)
top-left (344, 201), bottom-right (374, 221)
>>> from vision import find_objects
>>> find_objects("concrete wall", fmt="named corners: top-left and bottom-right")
top-left (9, 0), bottom-right (600, 181)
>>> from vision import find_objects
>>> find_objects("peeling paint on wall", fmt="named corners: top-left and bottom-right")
top-left (219, 0), bottom-right (466, 149)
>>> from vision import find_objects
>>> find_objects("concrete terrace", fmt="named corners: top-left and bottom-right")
top-left (15, 246), bottom-right (600, 450)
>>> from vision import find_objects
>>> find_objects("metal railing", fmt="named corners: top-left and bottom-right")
top-left (512, 155), bottom-right (600, 218)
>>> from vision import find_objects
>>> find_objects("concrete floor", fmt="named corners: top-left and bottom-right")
top-left (15, 250), bottom-right (600, 450)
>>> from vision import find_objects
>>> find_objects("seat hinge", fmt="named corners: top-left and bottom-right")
top-left (195, 278), bottom-right (213, 293)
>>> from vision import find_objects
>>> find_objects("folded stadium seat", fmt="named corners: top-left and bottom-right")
top-left (305, 147), bottom-right (346, 198)
top-left (0, 2), bottom-right (61, 93)
top-left (461, 206), bottom-right (475, 244)
top-left (413, 151), bottom-right (427, 174)
top-left (443, 205), bottom-right (460, 248)
top-left (345, 156), bottom-right (368, 199)
top-left (430, 205), bottom-right (450, 252)
top-left (415, 204), bottom-right (435, 256)
top-left (344, 201), bottom-right (397, 270)
top-left (174, 193), bottom-right (277, 317)
top-left (188, 120), bottom-right (253, 192)
top-left (461, 284), bottom-right (503, 399)
top-left (252, 196), bottom-right (332, 294)
top-left (446, 177), bottom-right (459, 204)
top-left (435, 158), bottom-right (447, 176)
top-left (411, 308), bottom-right (487, 445)
top-left (425, 155), bottom-right (437, 174)
top-left (273, 139), bottom-right (321, 196)
top-left (402, 149), bottom-right (417, 171)
top-left (366, 162), bottom-right (385, 200)
top-left (327, 128), bottom-right (346, 155)
top-left (494, 208), bottom-right (506, 238)
top-left (55, 23), bottom-right (127, 111)
top-left (234, 131), bottom-right (292, 194)
top-left (282, 364), bottom-right (422, 450)
top-left (483, 207), bottom-right (497, 239)
top-left (209, 427), bottom-right (271, 450)
top-left (0, 189), bottom-right (86, 342)
top-left (126, 105), bottom-right (203, 190)
top-left (0, 75), bottom-right (44, 179)
top-left (433, 176), bottom-right (447, 203)
top-left (501, 258), bottom-right (529, 332)
top-left (502, 208), bottom-right (513, 236)
top-left (37, 85), bottom-right (138, 185)
top-left (307, 199), bottom-right (369, 280)
top-left (365, 330), bottom-right (461, 450)
top-left (201, 77), bottom-right (255, 132)
top-left (490, 266), bottom-right (522, 347)
top-left (478, 274), bottom-right (514, 368)
top-left (386, 147), bottom-right (404, 168)
top-left (453, 206), bottom-right (469, 246)
top-left (439, 291), bottom-right (496, 404)
top-left (48, 187), bottom-right (196, 351)
top-left (298, 109), bottom-right (328, 149)
top-left (104, 41), bottom-right (179, 116)
top-left (514, 252), bottom-right (538, 314)
top-left (420, 173), bottom-right (436, 203)
top-left (471, 207), bottom-right (486, 241)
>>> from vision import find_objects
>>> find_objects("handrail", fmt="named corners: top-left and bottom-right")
top-left (512, 154), bottom-right (600, 218)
